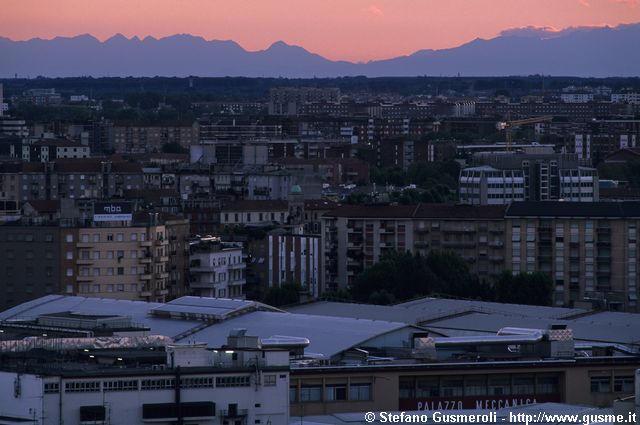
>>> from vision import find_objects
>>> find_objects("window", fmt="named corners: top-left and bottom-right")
top-left (614, 376), bottom-right (634, 393)
top-left (263, 375), bottom-right (276, 387)
top-left (181, 377), bottom-right (215, 388)
top-left (290, 387), bottom-right (297, 402)
top-left (66, 268), bottom-right (73, 277)
top-left (66, 234), bottom-right (73, 243)
top-left (488, 376), bottom-right (511, 396)
top-left (104, 380), bottom-right (138, 391)
top-left (44, 383), bottom-right (60, 394)
top-left (130, 233), bottom-right (138, 241)
top-left (92, 251), bottom-right (100, 260)
top-left (441, 377), bottom-right (463, 397)
top-left (216, 376), bottom-right (250, 387)
top-left (117, 267), bottom-right (124, 275)
top-left (300, 386), bottom-right (322, 402)
top-left (416, 377), bottom-right (439, 397)
top-left (66, 251), bottom-right (73, 260)
top-left (465, 376), bottom-right (487, 396)
top-left (81, 234), bottom-right (90, 243)
top-left (349, 383), bottom-right (371, 401)
top-left (536, 375), bottom-right (559, 394)
top-left (80, 406), bottom-right (105, 422)
top-left (65, 381), bottom-right (101, 393)
top-left (116, 233), bottom-right (124, 242)
top-left (325, 384), bottom-right (347, 401)
top-left (591, 376), bottom-right (611, 393)
top-left (141, 379), bottom-right (175, 390)
top-left (512, 375), bottom-right (535, 394)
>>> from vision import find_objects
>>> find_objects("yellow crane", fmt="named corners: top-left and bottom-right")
top-left (496, 115), bottom-right (553, 151)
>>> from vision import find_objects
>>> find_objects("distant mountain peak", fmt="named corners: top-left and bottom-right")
top-left (1, 23), bottom-right (639, 77)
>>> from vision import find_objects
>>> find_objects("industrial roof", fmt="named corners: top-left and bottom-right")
top-left (288, 298), bottom-right (584, 325)
top-left (183, 310), bottom-right (415, 359)
top-left (0, 295), bottom-right (420, 358)
top-left (288, 298), bottom-right (640, 351)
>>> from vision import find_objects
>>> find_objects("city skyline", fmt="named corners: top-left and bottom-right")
top-left (2, 0), bottom-right (640, 62)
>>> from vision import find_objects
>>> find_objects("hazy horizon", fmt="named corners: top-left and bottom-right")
top-left (3, 0), bottom-right (640, 62)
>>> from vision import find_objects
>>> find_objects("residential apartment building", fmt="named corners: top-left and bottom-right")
top-left (189, 240), bottom-right (246, 298)
top-left (505, 202), bottom-right (640, 311)
top-left (248, 230), bottom-right (321, 298)
top-left (22, 139), bottom-right (90, 162)
top-left (268, 87), bottom-right (341, 116)
top-left (460, 153), bottom-right (598, 204)
top-left (112, 121), bottom-right (198, 153)
top-left (61, 222), bottom-right (173, 303)
top-left (7, 159), bottom-right (143, 201)
top-left (321, 204), bottom-right (507, 291)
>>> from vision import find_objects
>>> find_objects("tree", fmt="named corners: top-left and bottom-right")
top-left (494, 271), bottom-right (553, 306)
top-left (350, 249), bottom-right (492, 305)
top-left (263, 282), bottom-right (301, 307)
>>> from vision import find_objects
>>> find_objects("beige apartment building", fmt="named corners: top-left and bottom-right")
top-left (506, 202), bottom-right (640, 311)
top-left (321, 204), bottom-right (507, 291)
top-left (60, 224), bottom-right (173, 302)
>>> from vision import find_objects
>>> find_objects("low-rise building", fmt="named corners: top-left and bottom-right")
top-left (0, 331), bottom-right (289, 425)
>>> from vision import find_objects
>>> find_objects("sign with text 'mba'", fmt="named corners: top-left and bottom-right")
top-left (93, 202), bottom-right (133, 222)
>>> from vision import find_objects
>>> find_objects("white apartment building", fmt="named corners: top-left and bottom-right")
top-left (189, 241), bottom-right (246, 298)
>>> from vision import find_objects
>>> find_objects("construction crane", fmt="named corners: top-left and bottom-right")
top-left (496, 115), bottom-right (553, 151)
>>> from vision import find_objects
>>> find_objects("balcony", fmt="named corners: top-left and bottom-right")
top-left (156, 272), bottom-right (169, 279)
top-left (139, 240), bottom-right (153, 247)
top-left (139, 274), bottom-right (152, 280)
top-left (77, 275), bottom-right (93, 282)
top-left (155, 256), bottom-right (169, 263)
top-left (77, 242), bottom-right (94, 248)
top-left (140, 256), bottom-right (152, 264)
top-left (77, 258), bottom-right (93, 265)
top-left (155, 239), bottom-right (169, 246)
top-left (228, 263), bottom-right (246, 270)
top-left (139, 290), bottom-right (153, 297)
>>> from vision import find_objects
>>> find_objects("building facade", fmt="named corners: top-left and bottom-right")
top-left (506, 202), bottom-right (640, 311)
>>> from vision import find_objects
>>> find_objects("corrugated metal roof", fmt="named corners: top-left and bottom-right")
top-left (182, 311), bottom-right (415, 358)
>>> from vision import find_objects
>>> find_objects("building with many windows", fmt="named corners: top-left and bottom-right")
top-left (321, 204), bottom-right (507, 291)
top-left (460, 153), bottom-right (598, 204)
top-left (506, 201), bottom-right (640, 310)
top-left (0, 332), bottom-right (290, 425)
top-left (189, 240), bottom-right (246, 298)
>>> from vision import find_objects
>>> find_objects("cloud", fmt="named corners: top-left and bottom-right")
top-left (578, 0), bottom-right (591, 7)
top-left (609, 0), bottom-right (639, 6)
top-left (367, 5), bottom-right (385, 17)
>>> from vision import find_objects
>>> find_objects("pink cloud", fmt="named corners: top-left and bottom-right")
top-left (367, 5), bottom-right (384, 17)
top-left (578, 0), bottom-right (591, 7)
top-left (609, 0), bottom-right (639, 6)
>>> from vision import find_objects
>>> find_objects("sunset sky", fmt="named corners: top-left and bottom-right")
top-left (2, 0), bottom-right (640, 62)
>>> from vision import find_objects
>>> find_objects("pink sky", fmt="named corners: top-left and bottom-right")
top-left (2, 0), bottom-right (640, 62)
